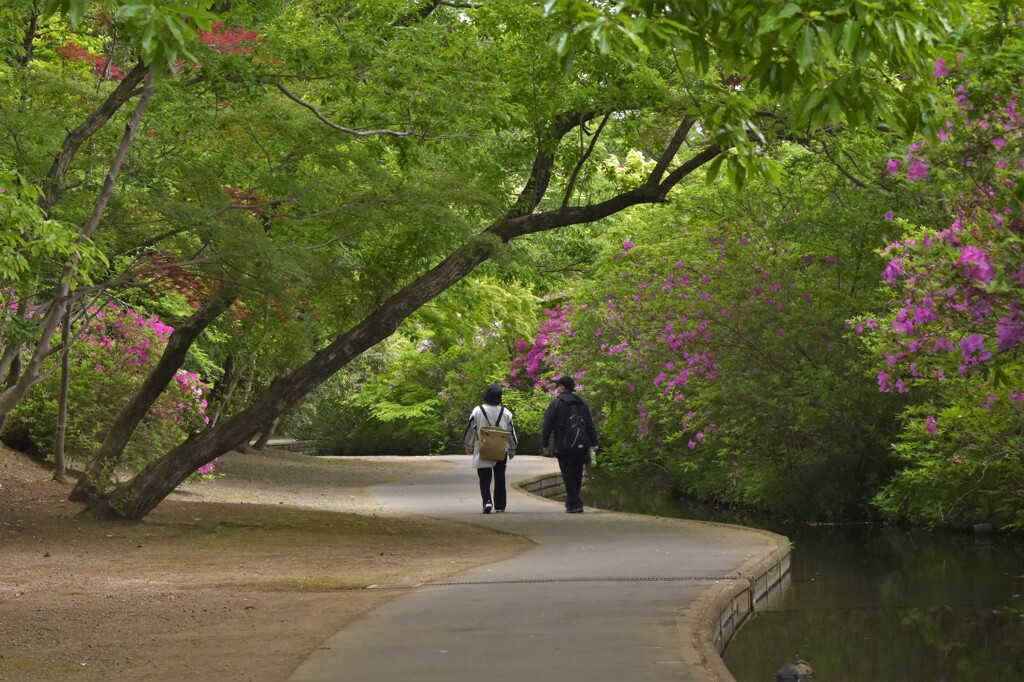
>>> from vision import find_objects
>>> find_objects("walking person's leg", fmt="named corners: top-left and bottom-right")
top-left (557, 453), bottom-right (584, 512)
top-left (477, 466), bottom-right (494, 513)
top-left (571, 453), bottom-right (586, 508)
top-left (492, 459), bottom-right (507, 511)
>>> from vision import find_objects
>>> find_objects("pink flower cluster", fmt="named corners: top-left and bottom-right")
top-left (79, 302), bottom-right (173, 375)
top-left (864, 56), bottom-right (1024, 399)
top-left (509, 307), bottom-right (571, 389)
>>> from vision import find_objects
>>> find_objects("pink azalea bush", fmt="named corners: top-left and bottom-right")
top-left (510, 172), bottom-right (904, 519)
top-left (858, 41), bottom-right (1024, 530)
top-left (5, 302), bottom-right (213, 476)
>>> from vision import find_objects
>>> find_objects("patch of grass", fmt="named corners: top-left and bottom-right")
top-left (269, 577), bottom-right (370, 591)
top-left (0, 658), bottom-right (87, 678)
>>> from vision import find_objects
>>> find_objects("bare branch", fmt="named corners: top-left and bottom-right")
top-left (275, 83), bottom-right (467, 140)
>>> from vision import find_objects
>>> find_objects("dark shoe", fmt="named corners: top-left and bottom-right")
top-left (566, 505), bottom-right (584, 514)
top-left (483, 502), bottom-right (493, 514)
top-left (495, 508), bottom-right (505, 513)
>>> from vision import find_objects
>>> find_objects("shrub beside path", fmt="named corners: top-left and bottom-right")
top-left (289, 455), bottom-right (786, 682)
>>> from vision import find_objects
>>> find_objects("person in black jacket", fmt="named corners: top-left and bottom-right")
top-left (541, 376), bottom-right (598, 513)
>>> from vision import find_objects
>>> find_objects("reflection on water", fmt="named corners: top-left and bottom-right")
top-left (582, 469), bottom-right (1024, 682)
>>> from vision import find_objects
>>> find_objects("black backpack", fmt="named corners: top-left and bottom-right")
top-left (560, 396), bottom-right (588, 454)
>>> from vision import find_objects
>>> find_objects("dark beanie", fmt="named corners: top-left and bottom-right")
top-left (482, 383), bottom-right (503, 406)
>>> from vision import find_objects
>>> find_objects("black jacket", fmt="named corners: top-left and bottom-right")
top-left (542, 392), bottom-right (598, 455)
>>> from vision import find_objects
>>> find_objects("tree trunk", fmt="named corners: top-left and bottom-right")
top-left (0, 78), bottom-right (155, 426)
top-left (85, 124), bottom-right (722, 521)
top-left (3, 346), bottom-right (22, 391)
top-left (226, 353), bottom-right (258, 452)
top-left (15, 4), bottom-right (41, 67)
top-left (41, 61), bottom-right (148, 213)
top-left (53, 306), bottom-right (71, 484)
top-left (0, 298), bottom-right (29, 392)
top-left (0, 345), bottom-right (22, 434)
top-left (206, 355), bottom-right (237, 427)
top-left (252, 417), bottom-right (279, 451)
top-left (69, 285), bottom-right (237, 502)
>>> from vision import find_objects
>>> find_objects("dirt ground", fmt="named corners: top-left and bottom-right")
top-left (0, 446), bottom-right (533, 681)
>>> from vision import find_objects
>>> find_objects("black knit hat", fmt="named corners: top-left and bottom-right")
top-left (482, 383), bottom-right (503, 406)
top-left (552, 376), bottom-right (575, 391)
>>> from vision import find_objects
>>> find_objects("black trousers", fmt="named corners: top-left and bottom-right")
top-left (556, 450), bottom-right (586, 510)
top-left (477, 460), bottom-right (507, 510)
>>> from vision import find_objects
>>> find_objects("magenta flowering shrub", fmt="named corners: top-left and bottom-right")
top-left (859, 41), bottom-right (1024, 529)
top-left (5, 302), bottom-right (212, 474)
top-left (512, 176), bottom-right (904, 518)
top-left (509, 307), bottom-right (572, 390)
top-left (866, 109), bottom-right (1023, 391)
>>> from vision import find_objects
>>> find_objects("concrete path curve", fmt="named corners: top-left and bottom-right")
top-left (287, 455), bottom-right (785, 682)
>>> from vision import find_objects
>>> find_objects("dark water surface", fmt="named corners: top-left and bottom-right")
top-left (581, 469), bottom-right (1024, 682)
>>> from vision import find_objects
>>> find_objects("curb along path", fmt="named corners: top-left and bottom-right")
top-left (288, 456), bottom-right (788, 682)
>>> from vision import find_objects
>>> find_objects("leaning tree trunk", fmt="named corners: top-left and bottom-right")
top-left (85, 243), bottom-right (493, 519)
top-left (69, 285), bottom-right (237, 502)
top-left (85, 121), bottom-right (721, 521)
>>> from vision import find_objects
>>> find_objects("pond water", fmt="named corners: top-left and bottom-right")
top-left (580, 469), bottom-right (1024, 682)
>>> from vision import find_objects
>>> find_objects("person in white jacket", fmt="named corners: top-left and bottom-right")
top-left (464, 383), bottom-right (518, 513)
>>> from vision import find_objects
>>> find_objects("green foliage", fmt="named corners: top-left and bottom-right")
top-left (855, 12), bottom-right (1024, 531)
top-left (5, 0), bottom-right (1011, 527)
top-left (0, 166), bottom-right (106, 297)
top-left (43, 0), bottom-right (216, 76)
top-left (546, 0), bottom-right (962, 185)
top-left (306, 275), bottom-right (541, 455)
top-left (873, 379), bottom-right (1024, 531)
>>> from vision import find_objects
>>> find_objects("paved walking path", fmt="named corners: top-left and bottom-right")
top-left (287, 456), bottom-right (786, 682)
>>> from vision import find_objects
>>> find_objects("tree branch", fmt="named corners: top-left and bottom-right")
top-left (275, 83), bottom-right (467, 140)
top-left (647, 116), bottom-right (696, 186)
top-left (14, 2), bottom-right (42, 67)
top-left (508, 111), bottom-right (594, 219)
top-left (658, 143), bottom-right (724, 192)
top-left (395, 1), bottom-right (482, 26)
top-left (42, 60), bottom-right (149, 212)
top-left (821, 140), bottom-right (868, 189)
top-left (562, 112), bottom-right (610, 208)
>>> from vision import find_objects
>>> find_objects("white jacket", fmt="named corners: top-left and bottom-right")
top-left (464, 404), bottom-right (518, 469)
